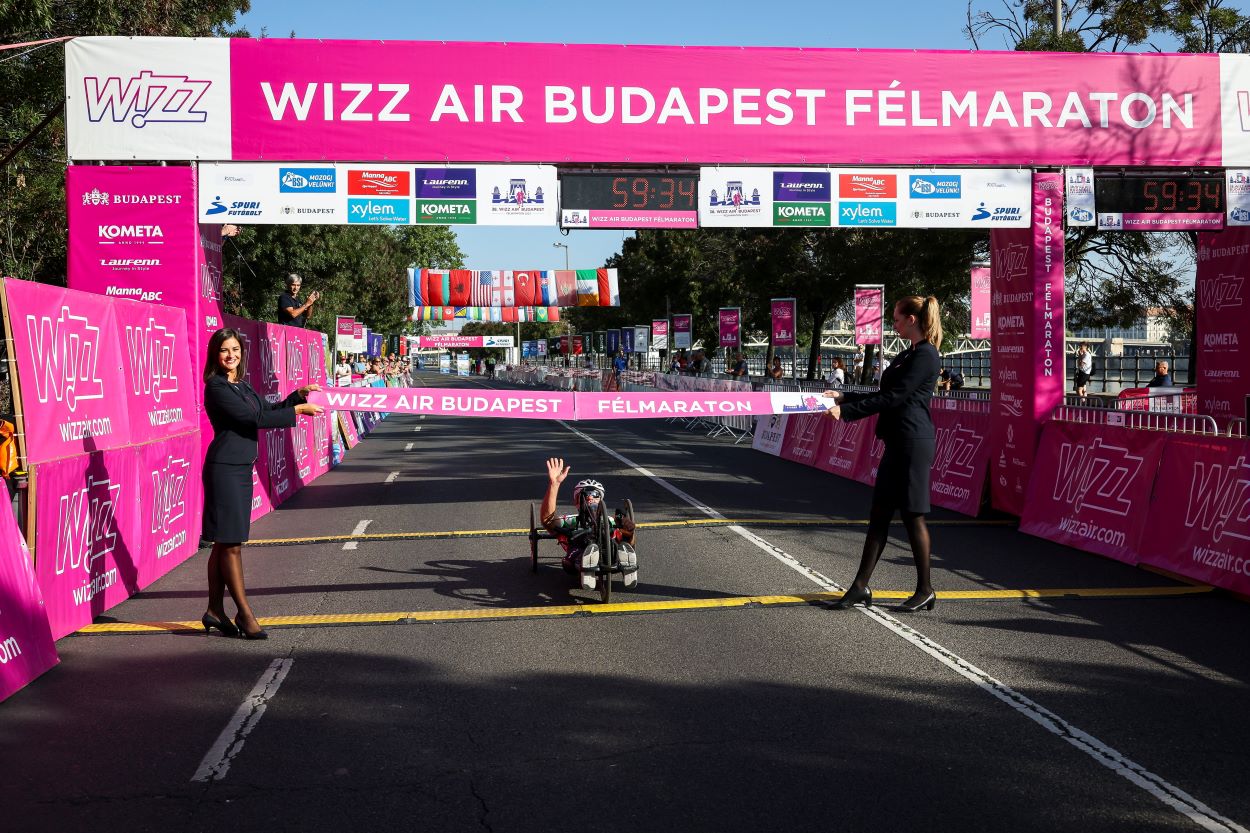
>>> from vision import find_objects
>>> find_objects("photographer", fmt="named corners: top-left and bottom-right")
top-left (277, 273), bottom-right (319, 328)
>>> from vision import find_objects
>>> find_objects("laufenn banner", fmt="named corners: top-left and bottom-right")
top-left (66, 38), bottom-right (1250, 166)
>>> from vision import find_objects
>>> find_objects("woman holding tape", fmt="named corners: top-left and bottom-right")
top-left (201, 328), bottom-right (323, 640)
top-left (823, 296), bottom-right (942, 613)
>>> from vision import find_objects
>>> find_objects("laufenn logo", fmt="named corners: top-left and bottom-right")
top-left (24, 305), bottom-right (104, 411)
top-left (1184, 455), bottom-right (1250, 544)
top-left (83, 71), bottom-right (211, 127)
top-left (125, 318), bottom-right (179, 402)
top-left (1053, 438), bottom-right (1144, 516)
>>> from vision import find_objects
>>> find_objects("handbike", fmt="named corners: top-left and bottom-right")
top-left (527, 499), bottom-right (635, 604)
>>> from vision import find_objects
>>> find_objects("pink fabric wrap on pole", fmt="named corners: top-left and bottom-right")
top-left (0, 498), bottom-right (59, 701)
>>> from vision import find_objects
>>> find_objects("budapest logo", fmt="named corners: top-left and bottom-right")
top-left (707, 181), bottom-right (761, 208)
top-left (25, 306), bottom-right (104, 412)
top-left (1053, 438), bottom-right (1145, 516)
top-left (1198, 273), bottom-right (1245, 311)
top-left (55, 474), bottom-right (121, 577)
top-left (82, 71), bottom-right (211, 127)
top-left (82, 189), bottom-right (110, 206)
top-left (490, 178), bottom-right (545, 205)
top-left (149, 454), bottom-right (190, 535)
top-left (124, 317), bottom-right (179, 402)
top-left (1183, 455), bottom-right (1250, 544)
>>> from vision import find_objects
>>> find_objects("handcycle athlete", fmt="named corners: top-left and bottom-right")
top-left (540, 457), bottom-right (638, 591)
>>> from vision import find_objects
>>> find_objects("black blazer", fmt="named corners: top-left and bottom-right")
top-left (203, 375), bottom-right (304, 465)
top-left (839, 341), bottom-right (940, 442)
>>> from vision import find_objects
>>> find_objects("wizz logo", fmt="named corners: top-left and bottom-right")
top-left (258, 334), bottom-right (281, 395)
top-left (1053, 438), bottom-right (1144, 516)
top-left (293, 424), bottom-right (311, 465)
top-left (831, 419), bottom-right (864, 455)
top-left (1184, 455), bottom-right (1250, 544)
top-left (24, 306), bottom-right (104, 412)
top-left (55, 475), bottom-right (121, 576)
top-left (199, 259), bottom-right (221, 303)
top-left (150, 455), bottom-right (190, 535)
top-left (285, 341), bottom-right (304, 381)
top-left (266, 431), bottom-right (289, 482)
top-left (992, 243), bottom-right (1029, 282)
top-left (125, 318), bottom-right (178, 402)
top-left (308, 344), bottom-right (325, 384)
top-left (314, 413), bottom-right (331, 455)
top-left (1198, 273), bottom-right (1244, 311)
top-left (82, 71), bottom-right (211, 127)
top-left (933, 425), bottom-right (983, 480)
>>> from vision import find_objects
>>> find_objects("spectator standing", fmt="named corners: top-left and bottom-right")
top-left (1146, 360), bottom-right (1173, 388)
top-left (612, 349), bottom-right (628, 383)
top-left (333, 354), bottom-right (351, 387)
top-left (728, 352), bottom-right (749, 380)
top-left (277, 273), bottom-right (318, 328)
top-left (825, 357), bottom-right (847, 388)
top-left (1074, 343), bottom-right (1093, 398)
top-left (689, 350), bottom-right (708, 375)
top-left (766, 356), bottom-right (784, 381)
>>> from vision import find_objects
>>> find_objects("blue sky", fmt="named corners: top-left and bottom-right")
top-left (235, 0), bottom-right (989, 271)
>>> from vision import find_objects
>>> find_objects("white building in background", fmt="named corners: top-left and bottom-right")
top-left (1069, 307), bottom-right (1178, 353)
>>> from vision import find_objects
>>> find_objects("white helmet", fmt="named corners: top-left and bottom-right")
top-left (572, 478), bottom-right (605, 506)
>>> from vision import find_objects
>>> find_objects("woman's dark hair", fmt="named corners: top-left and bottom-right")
top-left (203, 327), bottom-right (247, 383)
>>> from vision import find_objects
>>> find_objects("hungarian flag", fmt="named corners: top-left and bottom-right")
top-left (502, 271), bottom-right (516, 306)
top-left (471, 271), bottom-right (493, 306)
top-left (576, 269), bottom-right (600, 306)
top-left (513, 270), bottom-right (540, 306)
top-left (554, 270), bottom-right (578, 306)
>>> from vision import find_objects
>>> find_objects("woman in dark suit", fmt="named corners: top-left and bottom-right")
top-left (823, 295), bottom-right (942, 613)
top-left (201, 328), bottom-right (323, 639)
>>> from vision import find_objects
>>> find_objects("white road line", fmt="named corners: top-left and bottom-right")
top-left (560, 421), bottom-right (1249, 833)
top-left (191, 658), bottom-right (293, 783)
top-left (404, 442), bottom-right (414, 451)
top-left (384, 471), bottom-right (399, 484)
top-left (343, 519), bottom-right (373, 551)
top-left (413, 426), bottom-right (423, 432)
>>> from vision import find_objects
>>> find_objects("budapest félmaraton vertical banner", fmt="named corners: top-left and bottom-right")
top-left (1194, 229), bottom-right (1250, 427)
top-left (990, 173), bottom-right (1065, 516)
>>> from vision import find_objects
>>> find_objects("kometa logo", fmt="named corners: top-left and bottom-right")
top-left (24, 305), bottom-right (105, 411)
top-left (55, 475), bottom-right (121, 577)
top-left (82, 71), bottom-right (212, 127)
top-left (1052, 438), bottom-right (1144, 516)
top-left (125, 318), bottom-right (179, 402)
top-left (150, 455), bottom-right (190, 535)
top-left (1183, 455), bottom-right (1250, 544)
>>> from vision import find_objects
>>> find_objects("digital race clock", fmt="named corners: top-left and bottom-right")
top-left (559, 171), bottom-right (699, 229)
top-left (1094, 174), bottom-right (1225, 231)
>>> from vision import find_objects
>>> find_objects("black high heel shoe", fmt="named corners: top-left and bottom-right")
top-left (202, 612), bottom-right (240, 637)
top-left (831, 586), bottom-right (872, 610)
top-left (894, 591), bottom-right (937, 613)
top-left (234, 615), bottom-right (269, 640)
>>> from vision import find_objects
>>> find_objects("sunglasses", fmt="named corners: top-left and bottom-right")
top-left (581, 489), bottom-right (603, 501)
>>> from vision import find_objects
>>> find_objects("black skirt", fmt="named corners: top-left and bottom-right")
top-left (202, 462), bottom-right (253, 544)
top-left (872, 438), bottom-right (935, 515)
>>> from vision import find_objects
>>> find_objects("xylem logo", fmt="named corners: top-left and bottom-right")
top-left (280, 168), bottom-right (336, 193)
top-left (99, 224), bottom-right (163, 241)
top-left (82, 71), bottom-right (211, 127)
top-left (1184, 455), bottom-right (1250, 544)
top-left (348, 199), bottom-right (409, 224)
top-left (24, 306), bottom-right (104, 411)
top-left (55, 475), bottom-right (121, 577)
top-left (993, 242), bottom-right (1030, 282)
top-left (1198, 273), bottom-right (1245, 311)
top-left (839, 202), bottom-right (896, 226)
top-left (125, 318), bottom-right (179, 402)
top-left (933, 426), bottom-right (983, 480)
top-left (1053, 438), bottom-right (1144, 516)
top-left (150, 455), bottom-right (190, 535)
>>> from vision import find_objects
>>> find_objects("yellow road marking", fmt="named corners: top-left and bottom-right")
top-left (245, 517), bottom-right (1016, 547)
top-left (75, 584), bottom-right (1213, 635)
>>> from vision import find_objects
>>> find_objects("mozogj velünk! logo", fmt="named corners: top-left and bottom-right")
top-left (909, 175), bottom-right (961, 199)
top-left (279, 168), bottom-right (337, 193)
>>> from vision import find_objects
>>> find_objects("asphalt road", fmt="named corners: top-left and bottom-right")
top-left (3, 372), bottom-right (1248, 833)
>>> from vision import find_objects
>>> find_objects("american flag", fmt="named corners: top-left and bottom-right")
top-left (471, 271), bottom-right (492, 306)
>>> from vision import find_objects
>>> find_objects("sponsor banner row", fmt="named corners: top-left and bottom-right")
top-left (308, 388), bottom-right (834, 420)
top-left (67, 38), bottom-right (1250, 167)
top-left (197, 163), bottom-right (558, 226)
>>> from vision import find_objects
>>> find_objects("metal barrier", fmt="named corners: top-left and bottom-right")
top-left (1051, 404), bottom-right (1220, 435)
top-left (1229, 418), bottom-right (1246, 438)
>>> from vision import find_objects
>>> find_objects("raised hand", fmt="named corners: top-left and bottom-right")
top-left (546, 457), bottom-right (570, 484)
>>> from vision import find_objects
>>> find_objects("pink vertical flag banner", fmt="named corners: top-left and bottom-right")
top-left (989, 172), bottom-right (1066, 516)
top-left (970, 266), bottom-right (992, 339)
top-left (0, 497), bottom-right (59, 702)
top-left (651, 319), bottom-right (669, 351)
top-left (771, 298), bottom-right (796, 347)
top-left (1194, 229), bottom-right (1250, 427)
top-left (673, 315), bottom-right (693, 350)
top-left (66, 166), bottom-right (199, 311)
top-left (854, 286), bottom-right (884, 345)
top-left (718, 308), bottom-right (741, 349)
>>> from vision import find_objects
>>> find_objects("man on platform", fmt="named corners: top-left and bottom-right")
top-left (277, 274), bottom-right (319, 328)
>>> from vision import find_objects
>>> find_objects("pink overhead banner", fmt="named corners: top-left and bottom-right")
top-left (66, 38), bottom-right (1249, 166)
top-left (0, 498), bottom-right (58, 702)
top-left (1194, 229), bottom-right (1250, 427)
top-left (970, 266), bottom-right (991, 339)
top-left (854, 286), bottom-right (884, 345)
top-left (771, 298), bottom-right (796, 347)
top-left (718, 308), bottom-right (741, 349)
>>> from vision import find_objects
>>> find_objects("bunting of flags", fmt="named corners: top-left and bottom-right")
top-left (410, 306), bottom-right (562, 322)
top-left (414, 268), bottom-right (619, 308)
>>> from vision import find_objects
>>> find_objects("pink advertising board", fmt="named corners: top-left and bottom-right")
top-left (718, 308), bottom-right (741, 349)
top-left (814, 417), bottom-right (870, 479)
top-left (928, 400), bottom-right (992, 516)
top-left (970, 266), bottom-right (991, 339)
top-left (851, 417), bottom-right (886, 488)
top-left (0, 497), bottom-right (58, 702)
top-left (854, 287), bottom-right (883, 345)
top-left (1194, 229), bottom-right (1250, 427)
top-left (771, 298), bottom-right (796, 347)
top-left (34, 447), bottom-right (143, 639)
top-left (780, 416), bottom-right (828, 467)
top-left (673, 315), bottom-right (693, 350)
top-left (1138, 435), bottom-right (1250, 596)
top-left (4, 280), bottom-right (132, 464)
top-left (114, 297), bottom-right (199, 442)
top-left (137, 432), bottom-right (203, 587)
top-left (1019, 420), bottom-right (1165, 565)
top-left (989, 173), bottom-right (1066, 515)
top-left (67, 39), bottom-right (1243, 166)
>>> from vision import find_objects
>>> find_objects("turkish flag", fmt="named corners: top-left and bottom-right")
top-left (513, 270), bottom-right (539, 306)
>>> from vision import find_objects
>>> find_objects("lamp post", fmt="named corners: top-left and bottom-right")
top-left (553, 243), bottom-right (571, 366)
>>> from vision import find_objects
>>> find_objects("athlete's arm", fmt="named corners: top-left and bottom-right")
top-left (540, 457), bottom-right (570, 529)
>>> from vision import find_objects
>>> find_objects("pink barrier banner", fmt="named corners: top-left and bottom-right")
top-left (1195, 229), bottom-right (1250, 427)
top-left (137, 432), bottom-right (202, 587)
top-left (752, 414), bottom-right (789, 456)
top-left (4, 280), bottom-right (132, 464)
top-left (1138, 435), bottom-right (1250, 595)
top-left (928, 401), bottom-right (992, 515)
top-left (66, 166), bottom-right (199, 312)
top-left (718, 308), bottom-right (741, 349)
top-left (114, 298), bottom-right (198, 441)
top-left (338, 411), bottom-right (361, 449)
top-left (814, 417), bottom-right (870, 479)
top-left (35, 447), bottom-right (142, 640)
top-left (1019, 420), bottom-right (1164, 565)
top-left (970, 266), bottom-right (991, 339)
top-left (990, 173), bottom-right (1066, 515)
top-left (854, 286), bottom-right (883, 345)
top-left (780, 415), bottom-right (828, 467)
top-left (851, 418), bottom-right (886, 488)
top-left (0, 497), bottom-right (58, 702)
top-left (771, 298), bottom-right (796, 347)
top-left (197, 223), bottom-right (225, 335)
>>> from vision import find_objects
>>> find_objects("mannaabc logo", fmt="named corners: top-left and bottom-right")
top-left (55, 475), bottom-right (121, 576)
top-left (1053, 438), bottom-right (1144, 517)
top-left (25, 306), bottom-right (105, 412)
top-left (150, 455), bottom-right (190, 535)
top-left (125, 318), bottom-right (179, 402)
top-left (82, 71), bottom-right (211, 127)
top-left (1184, 455), bottom-right (1250, 544)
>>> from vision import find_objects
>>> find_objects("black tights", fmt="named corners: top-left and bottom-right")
top-left (205, 543), bottom-right (261, 632)
top-left (848, 500), bottom-right (932, 598)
